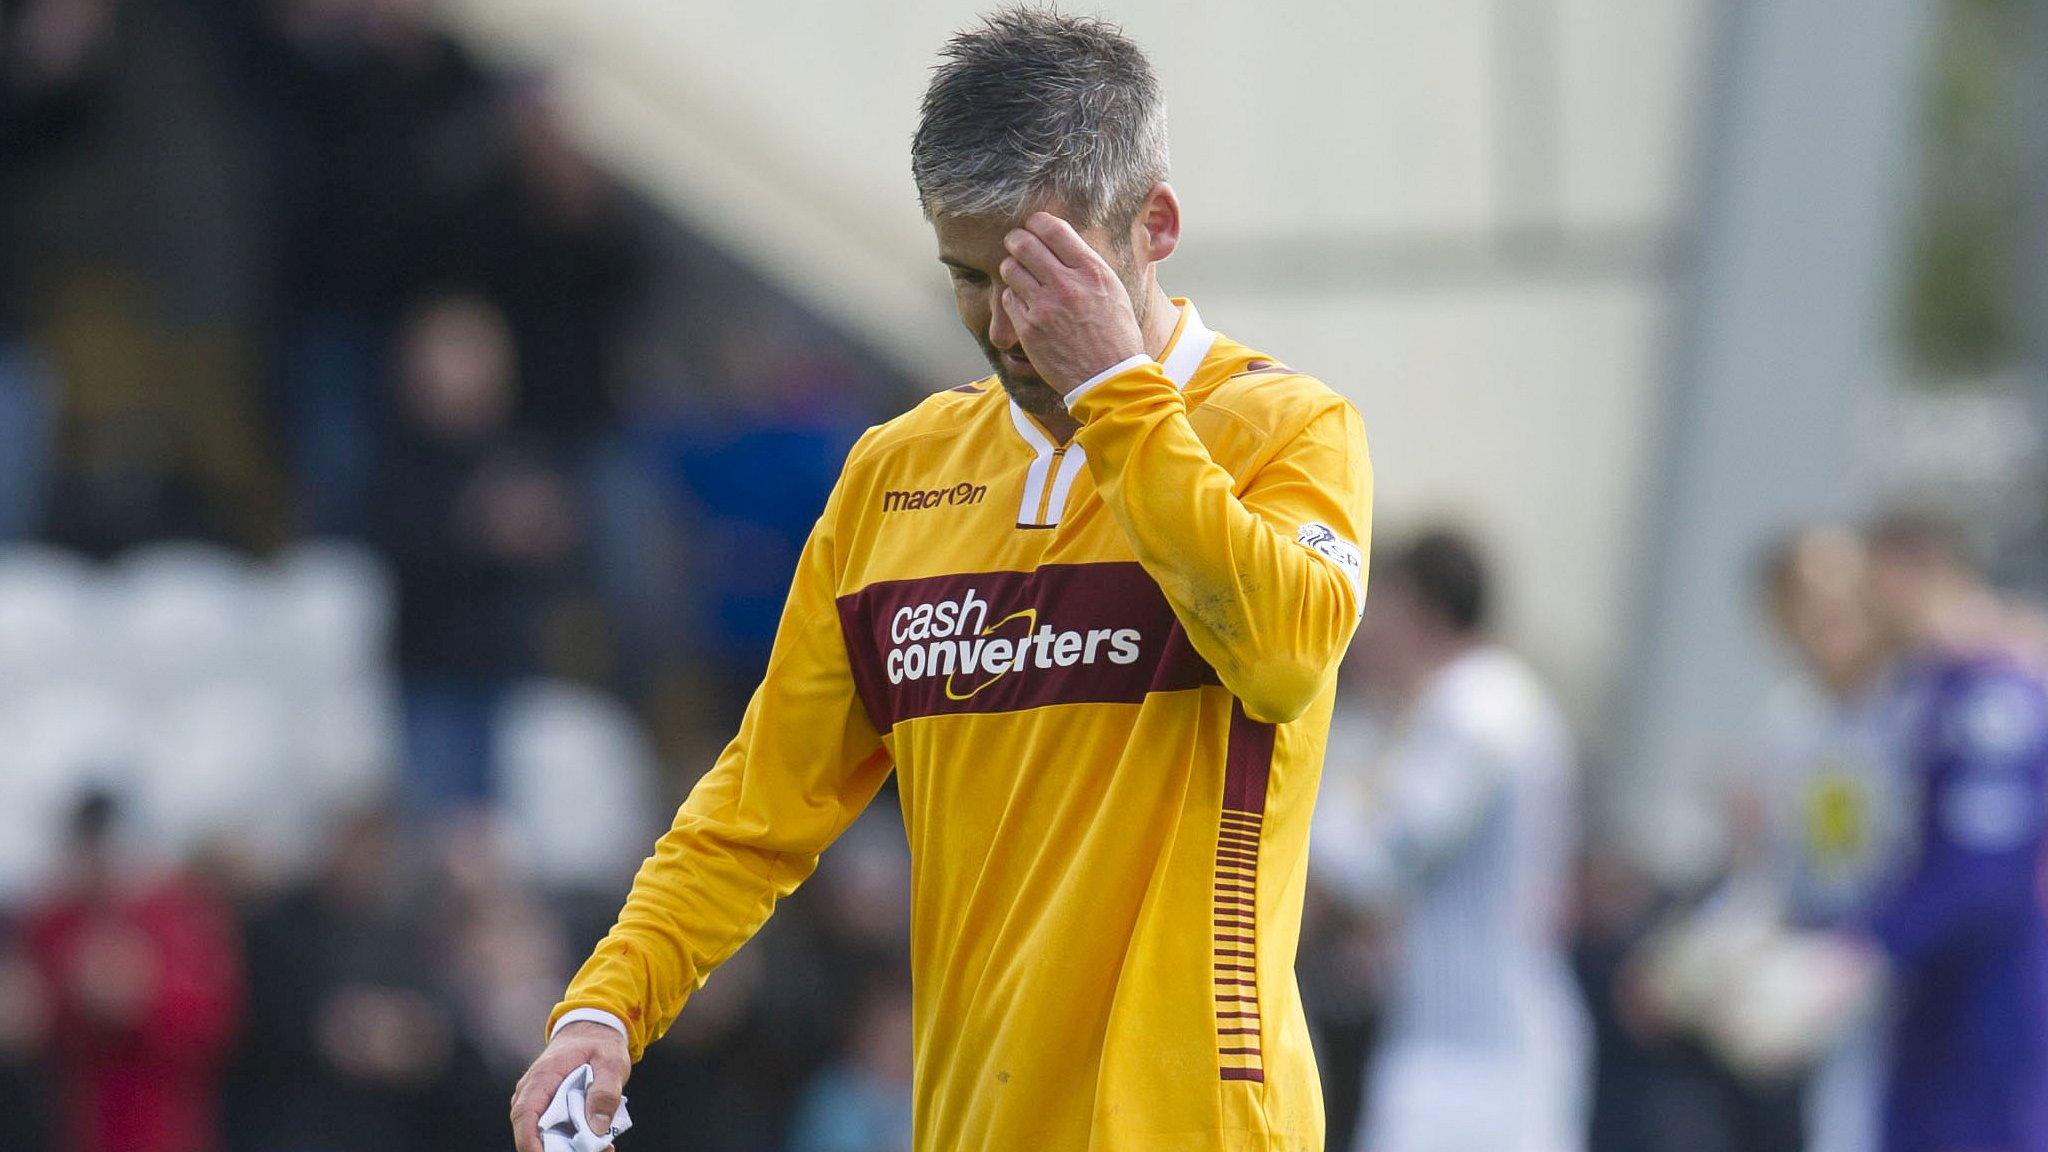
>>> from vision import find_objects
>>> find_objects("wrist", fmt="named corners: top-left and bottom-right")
top-left (551, 1008), bottom-right (629, 1044)
top-left (1062, 354), bottom-right (1153, 410)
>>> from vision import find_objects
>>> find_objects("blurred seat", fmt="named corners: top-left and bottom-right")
top-left (288, 676), bottom-right (400, 814)
top-left (135, 677), bottom-right (292, 860)
top-left (0, 684), bottom-right (137, 901)
top-left (112, 543), bottom-right (263, 696)
top-left (0, 543), bottom-right (104, 696)
top-left (267, 539), bottom-right (396, 682)
top-left (497, 679), bottom-right (661, 889)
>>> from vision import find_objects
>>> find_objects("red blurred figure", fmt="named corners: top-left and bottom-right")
top-left (22, 790), bottom-right (242, 1152)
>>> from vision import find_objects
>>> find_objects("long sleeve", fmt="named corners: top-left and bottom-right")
top-left (550, 459), bottom-right (893, 1060)
top-left (1070, 363), bottom-right (1372, 723)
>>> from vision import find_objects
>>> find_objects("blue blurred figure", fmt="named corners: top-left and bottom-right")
top-left (1857, 511), bottom-right (2048, 1152)
top-left (636, 333), bottom-right (866, 705)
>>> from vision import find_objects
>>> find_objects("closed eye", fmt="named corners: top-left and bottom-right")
top-left (942, 260), bottom-right (991, 287)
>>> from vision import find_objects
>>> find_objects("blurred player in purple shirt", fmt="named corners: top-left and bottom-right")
top-left (1859, 511), bottom-right (2048, 1152)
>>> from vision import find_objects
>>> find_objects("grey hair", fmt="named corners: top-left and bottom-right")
top-left (912, 8), bottom-right (1169, 229)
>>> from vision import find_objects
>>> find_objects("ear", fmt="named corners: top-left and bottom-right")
top-left (1132, 182), bottom-right (1181, 264)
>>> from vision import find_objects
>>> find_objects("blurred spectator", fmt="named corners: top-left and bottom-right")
top-left (370, 294), bottom-right (580, 811)
top-left (22, 789), bottom-right (242, 1152)
top-left (786, 979), bottom-right (915, 1152)
top-left (1312, 528), bottom-right (1591, 1152)
top-left (1744, 525), bottom-right (1904, 1152)
top-left (238, 0), bottom-right (498, 533)
top-left (425, 812), bottom-right (577, 1148)
top-left (424, 78), bottom-right (649, 452)
top-left (1848, 509), bottom-right (2048, 1152)
top-left (2, 0), bottom-right (268, 327)
top-left (429, 810), bottom-right (571, 1078)
top-left (3, 0), bottom-right (284, 555)
top-left (225, 803), bottom-right (477, 1152)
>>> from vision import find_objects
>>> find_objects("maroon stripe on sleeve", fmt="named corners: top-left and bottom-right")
top-left (1222, 701), bottom-right (1276, 816)
top-left (1212, 698), bottom-right (1277, 1083)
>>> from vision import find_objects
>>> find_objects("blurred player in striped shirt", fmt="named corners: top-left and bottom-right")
top-left (1312, 529), bottom-right (1590, 1152)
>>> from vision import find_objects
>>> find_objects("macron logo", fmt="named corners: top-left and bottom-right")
top-left (883, 482), bottom-right (988, 513)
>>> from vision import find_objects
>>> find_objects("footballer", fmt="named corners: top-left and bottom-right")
top-left (511, 10), bottom-right (1373, 1150)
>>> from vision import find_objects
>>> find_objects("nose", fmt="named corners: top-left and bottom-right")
top-left (987, 288), bottom-right (1020, 352)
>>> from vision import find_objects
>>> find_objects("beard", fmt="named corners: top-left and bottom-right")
top-left (980, 343), bottom-right (1067, 422)
top-left (979, 255), bottom-right (1152, 421)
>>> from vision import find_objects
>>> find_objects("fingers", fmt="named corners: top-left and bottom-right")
top-left (585, 1042), bottom-right (630, 1133)
top-left (510, 1064), bottom-right (555, 1152)
top-left (509, 1049), bottom-right (576, 1152)
top-left (1003, 227), bottom-right (1063, 283)
top-left (1022, 211), bottom-right (1103, 270)
top-left (510, 1095), bottom-right (545, 1152)
top-left (997, 255), bottom-right (1041, 302)
top-left (997, 285), bottom-right (1030, 331)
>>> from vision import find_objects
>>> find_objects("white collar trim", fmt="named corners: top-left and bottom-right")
top-left (1157, 301), bottom-right (1217, 389)
top-left (999, 300), bottom-right (1212, 528)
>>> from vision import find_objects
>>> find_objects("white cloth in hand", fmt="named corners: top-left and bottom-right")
top-left (538, 1063), bottom-right (632, 1152)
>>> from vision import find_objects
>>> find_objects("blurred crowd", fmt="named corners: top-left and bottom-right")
top-left (3, 3), bottom-right (2046, 1152)
top-left (0, 0), bottom-right (913, 1149)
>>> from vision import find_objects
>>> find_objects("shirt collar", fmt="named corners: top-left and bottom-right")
top-left (1155, 299), bottom-right (1218, 389)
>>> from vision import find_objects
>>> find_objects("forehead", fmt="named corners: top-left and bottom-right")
top-left (931, 213), bottom-right (1017, 261)
top-left (931, 204), bottom-right (1113, 266)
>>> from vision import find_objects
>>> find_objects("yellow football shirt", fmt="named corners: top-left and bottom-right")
top-left (551, 300), bottom-right (1373, 1151)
